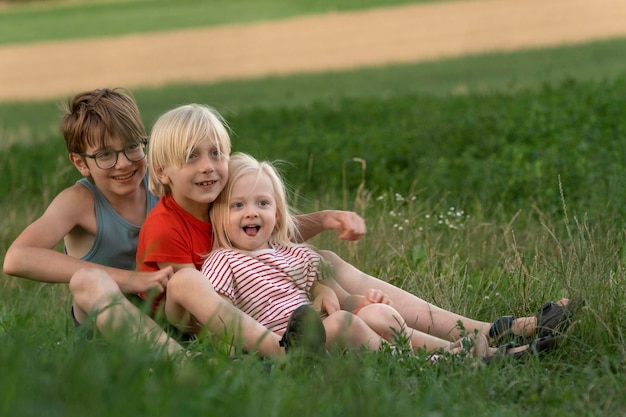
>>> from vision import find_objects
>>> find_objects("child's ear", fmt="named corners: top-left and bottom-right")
top-left (154, 165), bottom-right (171, 185)
top-left (69, 153), bottom-right (91, 177)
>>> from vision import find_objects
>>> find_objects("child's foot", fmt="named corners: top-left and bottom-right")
top-left (489, 298), bottom-right (581, 345)
top-left (446, 333), bottom-right (489, 358)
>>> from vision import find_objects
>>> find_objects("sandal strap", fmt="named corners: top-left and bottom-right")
top-left (489, 315), bottom-right (515, 340)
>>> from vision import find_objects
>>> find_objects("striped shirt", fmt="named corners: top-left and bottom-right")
top-left (201, 244), bottom-right (321, 333)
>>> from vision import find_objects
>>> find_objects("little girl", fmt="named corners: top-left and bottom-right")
top-left (202, 152), bottom-right (486, 355)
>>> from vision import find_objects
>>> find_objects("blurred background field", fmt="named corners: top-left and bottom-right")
top-left (0, 0), bottom-right (437, 44)
top-left (1, 1), bottom-right (626, 416)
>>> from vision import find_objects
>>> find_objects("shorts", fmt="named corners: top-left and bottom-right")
top-left (70, 293), bottom-right (147, 327)
top-left (69, 294), bottom-right (195, 345)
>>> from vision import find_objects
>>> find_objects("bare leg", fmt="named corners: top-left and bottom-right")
top-left (356, 303), bottom-right (451, 352)
top-left (320, 251), bottom-right (570, 342)
top-left (69, 268), bottom-right (184, 356)
top-left (164, 268), bottom-right (284, 357)
top-left (320, 250), bottom-right (490, 341)
top-left (322, 310), bottom-right (384, 351)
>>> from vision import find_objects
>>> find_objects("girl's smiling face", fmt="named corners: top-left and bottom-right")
top-left (225, 171), bottom-right (277, 252)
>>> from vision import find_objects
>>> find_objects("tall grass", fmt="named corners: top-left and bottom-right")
top-left (4, 77), bottom-right (626, 415)
top-left (2, 175), bottom-right (625, 415)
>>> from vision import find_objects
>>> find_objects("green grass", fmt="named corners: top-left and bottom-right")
top-left (2, 36), bottom-right (626, 145)
top-left (136, 37), bottom-right (626, 114)
top-left (0, 0), bottom-right (439, 45)
top-left (2, 75), bottom-right (626, 415)
top-left (2, 1), bottom-right (626, 416)
top-left (2, 179), bottom-right (625, 416)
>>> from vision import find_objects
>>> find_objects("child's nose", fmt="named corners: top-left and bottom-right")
top-left (199, 155), bottom-right (215, 173)
top-left (115, 151), bottom-right (133, 168)
top-left (245, 208), bottom-right (258, 218)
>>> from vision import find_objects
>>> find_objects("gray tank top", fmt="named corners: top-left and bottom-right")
top-left (75, 175), bottom-right (158, 270)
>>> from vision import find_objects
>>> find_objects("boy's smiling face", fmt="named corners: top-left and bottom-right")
top-left (157, 138), bottom-right (229, 221)
top-left (71, 136), bottom-right (148, 199)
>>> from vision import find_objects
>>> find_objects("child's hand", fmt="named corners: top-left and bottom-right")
top-left (342, 290), bottom-right (390, 312)
top-left (312, 285), bottom-right (340, 315)
top-left (123, 266), bottom-right (173, 294)
top-left (321, 210), bottom-right (366, 241)
top-left (364, 288), bottom-right (391, 306)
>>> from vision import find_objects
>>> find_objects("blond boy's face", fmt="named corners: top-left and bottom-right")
top-left (157, 139), bottom-right (228, 221)
top-left (225, 172), bottom-right (277, 252)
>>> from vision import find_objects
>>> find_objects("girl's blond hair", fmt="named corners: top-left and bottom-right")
top-left (210, 152), bottom-right (299, 250)
top-left (148, 104), bottom-right (231, 197)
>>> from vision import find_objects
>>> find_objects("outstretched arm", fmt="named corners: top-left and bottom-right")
top-left (3, 186), bottom-right (170, 294)
top-left (294, 210), bottom-right (366, 242)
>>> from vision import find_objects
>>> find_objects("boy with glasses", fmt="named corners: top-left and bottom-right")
top-left (3, 88), bottom-right (185, 356)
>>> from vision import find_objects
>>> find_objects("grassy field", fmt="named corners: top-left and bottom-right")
top-left (1, 1), bottom-right (626, 416)
top-left (0, 0), bottom-right (438, 45)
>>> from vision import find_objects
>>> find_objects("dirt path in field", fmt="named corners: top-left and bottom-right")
top-left (1, 0), bottom-right (625, 102)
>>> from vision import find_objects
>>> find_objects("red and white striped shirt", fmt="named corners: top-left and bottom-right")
top-left (201, 244), bottom-right (321, 333)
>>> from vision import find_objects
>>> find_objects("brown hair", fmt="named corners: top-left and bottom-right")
top-left (60, 88), bottom-right (147, 154)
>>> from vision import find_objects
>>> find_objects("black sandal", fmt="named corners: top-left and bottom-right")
top-left (483, 334), bottom-right (565, 364)
top-left (488, 315), bottom-right (516, 343)
top-left (489, 298), bottom-right (583, 345)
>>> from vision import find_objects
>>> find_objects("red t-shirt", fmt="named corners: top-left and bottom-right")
top-left (136, 194), bottom-right (213, 272)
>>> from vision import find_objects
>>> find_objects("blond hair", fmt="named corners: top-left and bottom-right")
top-left (148, 104), bottom-right (231, 196)
top-left (210, 152), bottom-right (299, 249)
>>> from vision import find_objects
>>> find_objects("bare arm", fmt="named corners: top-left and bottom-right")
top-left (3, 185), bottom-right (169, 293)
top-left (157, 262), bottom-right (196, 273)
top-left (310, 281), bottom-right (341, 315)
top-left (294, 210), bottom-right (366, 242)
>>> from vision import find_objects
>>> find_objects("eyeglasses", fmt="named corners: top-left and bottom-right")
top-left (80, 139), bottom-right (147, 170)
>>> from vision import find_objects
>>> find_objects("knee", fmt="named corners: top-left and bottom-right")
top-left (360, 304), bottom-right (403, 322)
top-left (166, 267), bottom-right (219, 306)
top-left (69, 268), bottom-right (119, 308)
top-left (167, 267), bottom-right (209, 300)
top-left (324, 310), bottom-right (356, 334)
top-left (358, 304), bottom-right (404, 334)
